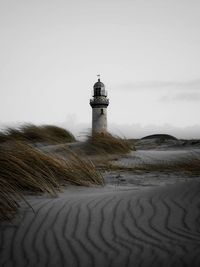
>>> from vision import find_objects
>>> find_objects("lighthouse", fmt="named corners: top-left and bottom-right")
top-left (90, 75), bottom-right (109, 133)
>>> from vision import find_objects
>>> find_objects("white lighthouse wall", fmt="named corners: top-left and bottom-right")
top-left (92, 107), bottom-right (107, 133)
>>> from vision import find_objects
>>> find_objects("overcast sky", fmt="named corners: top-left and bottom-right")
top-left (0, 0), bottom-right (200, 138)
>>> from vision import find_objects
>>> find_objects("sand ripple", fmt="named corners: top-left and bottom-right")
top-left (1, 181), bottom-right (200, 267)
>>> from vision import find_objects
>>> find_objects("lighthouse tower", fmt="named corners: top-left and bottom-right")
top-left (90, 75), bottom-right (109, 133)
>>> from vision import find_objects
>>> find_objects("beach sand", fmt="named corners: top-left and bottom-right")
top-left (1, 179), bottom-right (200, 267)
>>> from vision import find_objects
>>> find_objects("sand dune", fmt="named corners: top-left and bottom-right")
top-left (113, 149), bottom-right (200, 168)
top-left (1, 181), bottom-right (200, 267)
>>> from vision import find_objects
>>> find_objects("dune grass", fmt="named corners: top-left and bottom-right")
top-left (84, 132), bottom-right (134, 155)
top-left (0, 179), bottom-right (24, 221)
top-left (0, 124), bottom-right (76, 145)
top-left (0, 142), bottom-right (103, 221)
top-left (107, 158), bottom-right (200, 176)
top-left (140, 159), bottom-right (200, 176)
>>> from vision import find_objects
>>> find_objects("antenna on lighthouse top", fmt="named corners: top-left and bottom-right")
top-left (97, 74), bottom-right (100, 82)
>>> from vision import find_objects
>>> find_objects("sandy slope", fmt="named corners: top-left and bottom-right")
top-left (113, 149), bottom-right (200, 168)
top-left (1, 181), bottom-right (200, 267)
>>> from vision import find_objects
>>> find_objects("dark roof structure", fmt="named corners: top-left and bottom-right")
top-left (93, 79), bottom-right (105, 89)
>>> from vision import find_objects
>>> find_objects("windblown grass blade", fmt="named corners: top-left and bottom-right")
top-left (0, 124), bottom-right (76, 145)
top-left (84, 132), bottom-right (135, 155)
top-left (0, 141), bottom-right (103, 220)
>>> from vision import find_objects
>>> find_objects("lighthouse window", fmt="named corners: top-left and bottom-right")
top-left (101, 109), bottom-right (104, 114)
top-left (95, 88), bottom-right (101, 96)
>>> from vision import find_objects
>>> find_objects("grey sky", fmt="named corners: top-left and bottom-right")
top-left (0, 0), bottom-right (200, 138)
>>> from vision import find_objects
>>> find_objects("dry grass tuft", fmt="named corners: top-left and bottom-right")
top-left (108, 158), bottom-right (200, 176)
top-left (0, 179), bottom-right (23, 221)
top-left (63, 151), bottom-right (104, 186)
top-left (0, 124), bottom-right (75, 145)
top-left (140, 159), bottom-right (200, 176)
top-left (0, 142), bottom-right (103, 220)
top-left (84, 132), bottom-right (134, 155)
